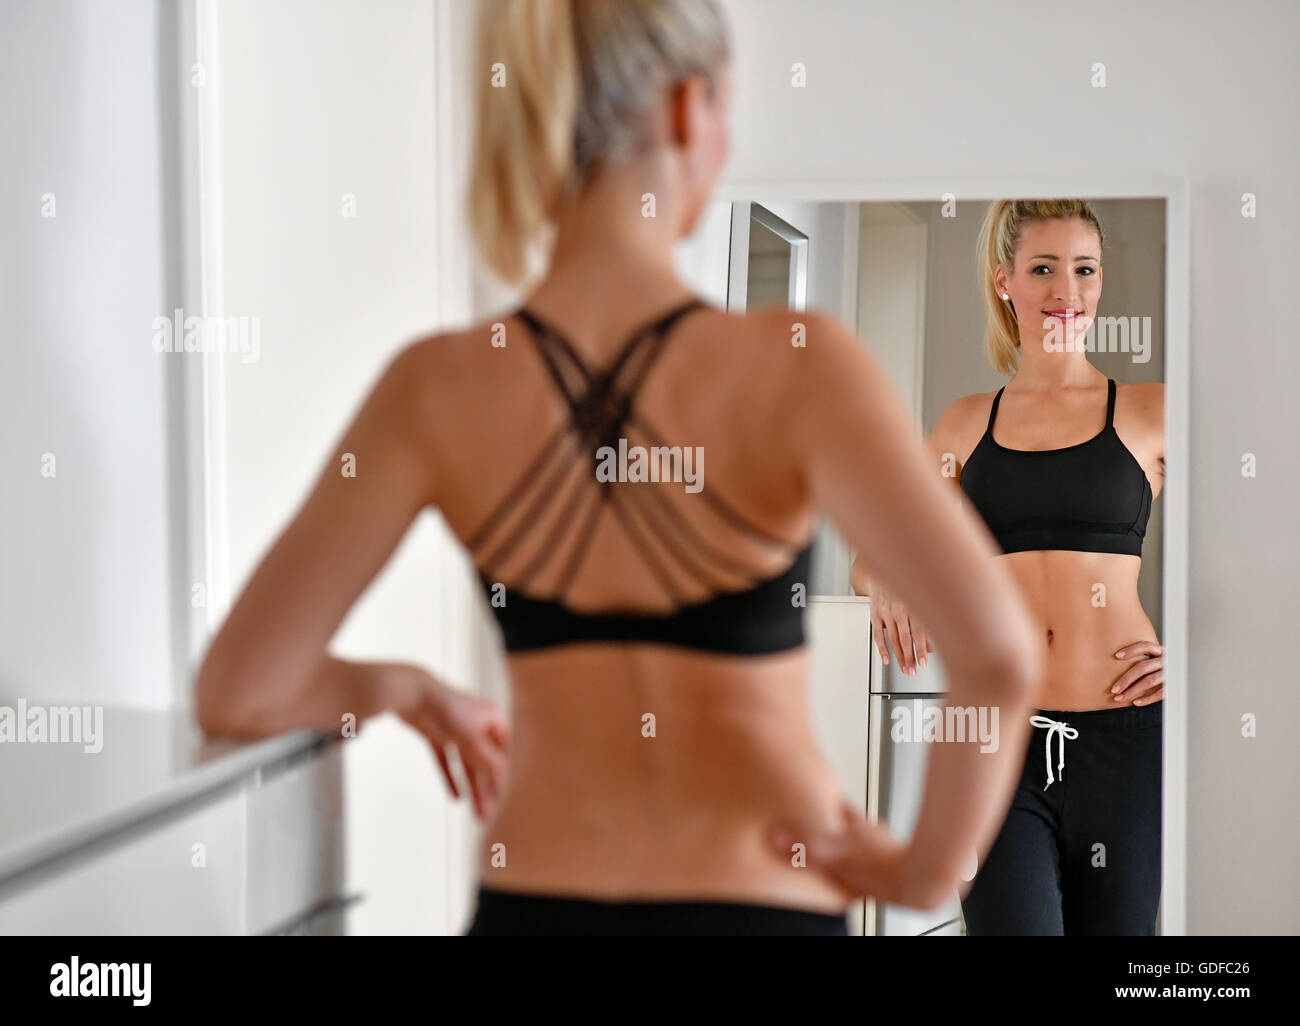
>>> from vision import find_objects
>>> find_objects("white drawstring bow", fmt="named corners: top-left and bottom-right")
top-left (1028, 715), bottom-right (1079, 790)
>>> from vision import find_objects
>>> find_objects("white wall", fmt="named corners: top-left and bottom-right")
top-left (0, 0), bottom-right (178, 708)
top-left (719, 0), bottom-right (1299, 933)
top-left (202, 0), bottom-right (489, 935)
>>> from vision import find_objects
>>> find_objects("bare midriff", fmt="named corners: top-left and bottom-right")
top-left (999, 549), bottom-right (1159, 711)
top-left (476, 644), bottom-right (853, 914)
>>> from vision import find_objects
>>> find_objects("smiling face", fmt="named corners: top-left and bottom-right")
top-left (996, 217), bottom-right (1103, 350)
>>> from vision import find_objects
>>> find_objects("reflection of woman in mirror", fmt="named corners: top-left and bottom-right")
top-left (851, 200), bottom-right (1165, 935)
top-left (196, 2), bottom-right (1049, 935)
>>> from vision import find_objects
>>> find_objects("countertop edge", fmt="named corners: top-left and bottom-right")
top-left (0, 727), bottom-right (330, 897)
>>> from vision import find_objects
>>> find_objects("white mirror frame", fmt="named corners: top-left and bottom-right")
top-left (711, 177), bottom-right (1190, 936)
top-left (726, 201), bottom-right (811, 313)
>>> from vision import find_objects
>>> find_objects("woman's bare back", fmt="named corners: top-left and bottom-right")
top-left (423, 301), bottom-right (817, 608)
top-left (407, 300), bottom-right (851, 909)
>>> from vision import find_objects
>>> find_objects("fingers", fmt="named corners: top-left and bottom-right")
top-left (477, 769), bottom-right (501, 825)
top-left (879, 606), bottom-right (930, 676)
top-left (871, 614), bottom-right (890, 665)
top-left (894, 618), bottom-right (917, 674)
top-left (769, 803), bottom-right (851, 862)
top-left (882, 614), bottom-right (910, 674)
top-left (461, 708), bottom-right (510, 821)
top-left (1115, 641), bottom-right (1163, 660)
top-left (466, 739), bottom-right (507, 805)
top-left (768, 805), bottom-right (897, 902)
top-left (487, 717), bottom-right (511, 750)
top-left (464, 754), bottom-right (488, 821)
top-left (768, 821), bottom-right (844, 878)
top-left (1111, 656), bottom-right (1165, 698)
top-left (884, 616), bottom-right (904, 669)
top-left (911, 622), bottom-right (931, 668)
top-left (409, 706), bottom-right (477, 810)
top-left (811, 820), bottom-right (894, 901)
top-left (432, 744), bottom-right (459, 799)
top-left (1124, 671), bottom-right (1165, 706)
top-left (446, 741), bottom-right (497, 823)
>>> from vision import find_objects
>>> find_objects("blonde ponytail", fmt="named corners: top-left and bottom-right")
top-left (976, 199), bottom-right (1105, 376)
top-left (468, 0), bottom-right (731, 286)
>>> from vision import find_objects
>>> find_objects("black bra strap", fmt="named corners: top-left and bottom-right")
top-left (519, 298), bottom-right (705, 390)
top-left (984, 379), bottom-right (1117, 443)
top-left (986, 387), bottom-right (1006, 432)
top-left (466, 297), bottom-right (731, 602)
top-left (463, 292), bottom-right (818, 606)
top-left (621, 406), bottom-right (809, 550)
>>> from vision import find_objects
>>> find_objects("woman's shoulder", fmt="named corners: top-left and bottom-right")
top-left (394, 314), bottom-right (538, 393)
top-left (934, 388), bottom-right (1001, 434)
top-left (359, 325), bottom-right (506, 446)
top-left (1116, 378), bottom-right (1165, 407)
top-left (1114, 378), bottom-right (1165, 438)
top-left (400, 303), bottom-right (902, 400)
top-left (941, 388), bottom-right (1002, 422)
top-left (930, 389), bottom-right (1000, 465)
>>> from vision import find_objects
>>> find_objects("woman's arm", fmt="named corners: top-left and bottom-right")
top-left (848, 400), bottom-right (970, 672)
top-left (790, 312), bottom-right (1045, 908)
top-left (195, 342), bottom-right (437, 736)
top-left (1107, 380), bottom-right (1167, 706)
top-left (848, 556), bottom-right (872, 597)
top-left (194, 341), bottom-right (509, 819)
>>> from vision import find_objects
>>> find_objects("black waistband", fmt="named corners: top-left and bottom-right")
top-left (1031, 702), bottom-right (1163, 730)
top-left (468, 885), bottom-right (850, 936)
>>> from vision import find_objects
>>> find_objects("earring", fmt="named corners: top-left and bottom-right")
top-left (1001, 293), bottom-right (1009, 300)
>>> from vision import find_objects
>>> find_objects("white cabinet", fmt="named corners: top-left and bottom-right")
top-left (806, 597), bottom-right (872, 807)
top-left (0, 742), bottom-right (346, 935)
top-left (245, 744), bottom-right (346, 935)
top-left (806, 596), bottom-right (872, 935)
top-left (0, 794), bottom-right (245, 935)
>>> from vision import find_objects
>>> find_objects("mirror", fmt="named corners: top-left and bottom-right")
top-left (727, 202), bottom-right (809, 313)
top-left (718, 192), bottom-right (1172, 936)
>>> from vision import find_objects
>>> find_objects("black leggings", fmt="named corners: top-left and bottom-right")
top-left (465, 886), bottom-right (850, 936)
top-left (960, 702), bottom-right (1162, 936)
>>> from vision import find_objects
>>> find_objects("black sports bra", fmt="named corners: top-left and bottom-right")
top-left (959, 378), bottom-right (1153, 556)
top-left (465, 296), bottom-right (814, 655)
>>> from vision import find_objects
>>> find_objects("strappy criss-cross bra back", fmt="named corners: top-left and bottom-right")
top-left (465, 296), bottom-right (814, 655)
top-left (959, 378), bottom-right (1153, 556)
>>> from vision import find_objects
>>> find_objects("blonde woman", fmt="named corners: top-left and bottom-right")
top-left (852, 200), bottom-right (1165, 935)
top-left (197, 0), bottom-right (1043, 936)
